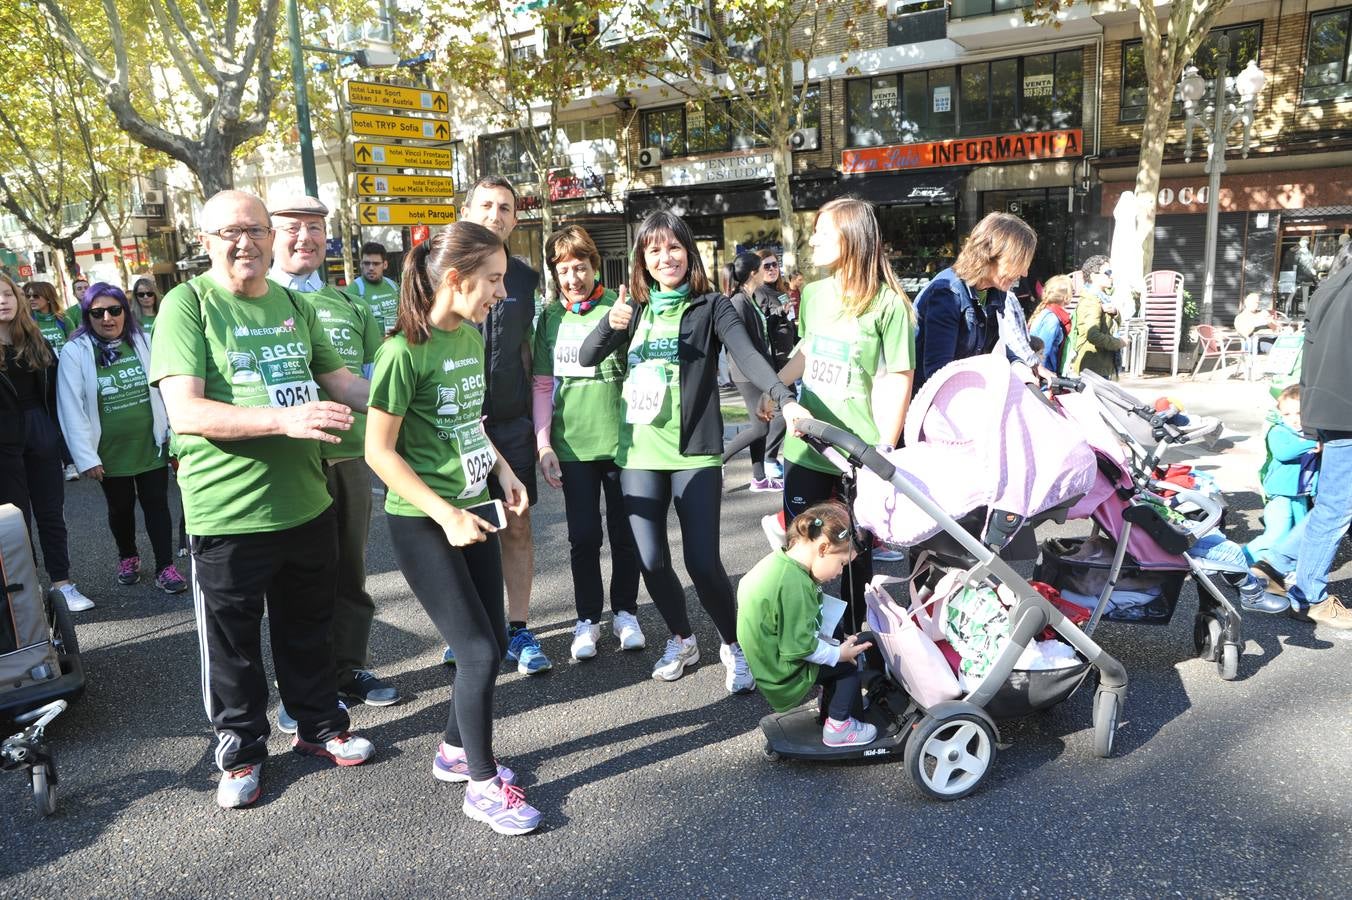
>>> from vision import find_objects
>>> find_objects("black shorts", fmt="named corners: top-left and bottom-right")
top-left (486, 416), bottom-right (538, 507)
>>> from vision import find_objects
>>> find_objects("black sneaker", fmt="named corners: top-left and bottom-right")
top-left (340, 669), bottom-right (400, 707)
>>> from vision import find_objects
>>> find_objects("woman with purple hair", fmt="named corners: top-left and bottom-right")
top-left (56, 282), bottom-right (184, 593)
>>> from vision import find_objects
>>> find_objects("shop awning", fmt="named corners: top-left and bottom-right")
top-left (834, 169), bottom-right (966, 207)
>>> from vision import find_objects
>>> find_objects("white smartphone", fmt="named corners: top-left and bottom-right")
top-left (465, 499), bottom-right (507, 530)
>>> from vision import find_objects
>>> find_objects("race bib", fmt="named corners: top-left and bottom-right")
top-left (453, 420), bottom-right (496, 500)
top-left (624, 362), bottom-right (668, 425)
top-left (553, 323), bottom-right (595, 378)
top-left (260, 357), bottom-right (320, 408)
top-left (803, 334), bottom-right (851, 400)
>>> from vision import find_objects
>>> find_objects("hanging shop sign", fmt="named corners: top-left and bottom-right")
top-left (346, 80), bottom-right (449, 114)
top-left (662, 151), bottom-right (776, 187)
top-left (1101, 167), bottom-right (1352, 216)
top-left (841, 128), bottom-right (1082, 174)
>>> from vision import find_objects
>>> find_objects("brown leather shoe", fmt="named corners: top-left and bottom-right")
top-left (1308, 596), bottom-right (1352, 630)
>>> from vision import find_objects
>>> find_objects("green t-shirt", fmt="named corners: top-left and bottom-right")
top-left (148, 273), bottom-right (345, 536)
top-left (617, 301), bottom-right (717, 471)
top-left (531, 290), bottom-right (626, 462)
top-left (139, 314), bottom-right (156, 335)
top-left (346, 278), bottom-right (399, 336)
top-left (369, 326), bottom-right (493, 516)
top-left (95, 341), bottom-right (162, 478)
top-left (784, 278), bottom-right (916, 475)
top-left (34, 312), bottom-right (70, 353)
top-left (735, 549), bottom-right (824, 713)
top-left (294, 284), bottom-right (381, 461)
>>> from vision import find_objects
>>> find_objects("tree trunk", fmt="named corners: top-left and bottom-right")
top-left (538, 169), bottom-right (555, 302)
top-left (193, 135), bottom-right (237, 197)
top-left (773, 144), bottom-right (797, 273)
top-left (1133, 75), bottom-right (1174, 276)
top-left (107, 223), bottom-right (129, 288)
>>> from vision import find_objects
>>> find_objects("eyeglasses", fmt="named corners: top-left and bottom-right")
top-left (761, 261), bottom-right (780, 270)
top-left (206, 225), bottom-right (273, 242)
top-left (277, 223), bottom-right (325, 239)
top-left (87, 306), bottom-right (125, 319)
top-left (135, 291), bottom-right (157, 298)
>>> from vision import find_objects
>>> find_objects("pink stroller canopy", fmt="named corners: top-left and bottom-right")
top-left (854, 354), bottom-right (1097, 547)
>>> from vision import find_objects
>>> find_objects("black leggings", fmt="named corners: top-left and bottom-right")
top-left (559, 458), bottom-right (640, 622)
top-left (99, 465), bottom-right (173, 572)
top-left (817, 659), bottom-right (864, 721)
top-left (621, 466), bottom-right (737, 644)
top-left (783, 461), bottom-right (872, 633)
top-left (721, 380), bottom-right (785, 480)
top-left (0, 410), bottom-right (69, 582)
top-left (387, 514), bottom-right (506, 782)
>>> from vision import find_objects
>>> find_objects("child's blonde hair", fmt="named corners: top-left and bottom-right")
top-left (1277, 384), bottom-right (1300, 405)
top-left (786, 501), bottom-right (854, 551)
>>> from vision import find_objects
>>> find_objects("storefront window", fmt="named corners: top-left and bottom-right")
top-left (1119, 23), bottom-right (1262, 123)
top-left (876, 206), bottom-right (958, 295)
top-left (1303, 8), bottom-right (1352, 102)
top-left (641, 88), bottom-right (821, 157)
top-left (846, 50), bottom-right (1082, 147)
top-left (479, 131), bottom-right (533, 180)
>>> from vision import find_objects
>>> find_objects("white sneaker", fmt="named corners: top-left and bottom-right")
top-left (761, 512), bottom-right (786, 551)
top-left (720, 642), bottom-right (756, 694)
top-left (570, 620), bottom-right (601, 660)
top-left (652, 635), bottom-right (699, 682)
top-left (612, 610), bottom-right (646, 650)
top-left (58, 583), bottom-right (94, 612)
top-left (63, 464), bottom-right (80, 482)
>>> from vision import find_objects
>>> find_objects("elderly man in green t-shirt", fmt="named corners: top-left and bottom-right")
top-left (150, 189), bottom-right (377, 810)
top-left (268, 194), bottom-right (396, 726)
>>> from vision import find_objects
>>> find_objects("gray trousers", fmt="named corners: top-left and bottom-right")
top-left (326, 458), bottom-right (375, 680)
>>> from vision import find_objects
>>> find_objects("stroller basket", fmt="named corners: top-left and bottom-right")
top-left (1034, 537), bottom-right (1187, 626)
top-left (986, 661), bottom-right (1094, 720)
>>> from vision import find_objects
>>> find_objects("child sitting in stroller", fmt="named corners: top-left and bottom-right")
top-left (737, 502), bottom-right (876, 747)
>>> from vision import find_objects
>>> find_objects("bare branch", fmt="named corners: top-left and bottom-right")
top-left (160, 0), bottom-right (222, 81)
top-left (148, 0), bottom-right (212, 105)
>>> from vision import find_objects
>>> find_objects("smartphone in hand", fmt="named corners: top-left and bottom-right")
top-left (464, 498), bottom-right (507, 530)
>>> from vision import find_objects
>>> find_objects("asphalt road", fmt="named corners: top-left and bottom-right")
top-left (3, 376), bottom-right (1351, 898)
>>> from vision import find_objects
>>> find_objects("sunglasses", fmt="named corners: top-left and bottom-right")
top-left (88, 306), bottom-right (125, 319)
top-left (135, 291), bottom-right (157, 298)
top-left (761, 261), bottom-right (780, 270)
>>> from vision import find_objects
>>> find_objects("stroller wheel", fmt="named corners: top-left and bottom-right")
top-left (904, 713), bottom-right (996, 801)
top-left (1194, 615), bottom-right (1222, 662)
top-left (762, 741), bottom-right (780, 762)
top-left (1218, 643), bottom-right (1239, 681)
top-left (1093, 690), bottom-right (1121, 758)
top-left (31, 763), bottom-right (56, 817)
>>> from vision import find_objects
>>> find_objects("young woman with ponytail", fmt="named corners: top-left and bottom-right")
top-left (364, 222), bottom-right (540, 836)
top-left (722, 251), bottom-right (786, 491)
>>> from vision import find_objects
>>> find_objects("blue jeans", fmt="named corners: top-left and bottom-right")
top-left (1290, 437), bottom-right (1352, 608)
top-left (1188, 533), bottom-right (1259, 590)
top-left (1247, 495), bottom-right (1311, 558)
top-left (1260, 516), bottom-right (1307, 575)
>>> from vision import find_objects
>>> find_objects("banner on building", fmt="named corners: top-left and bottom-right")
top-left (841, 128), bottom-right (1082, 174)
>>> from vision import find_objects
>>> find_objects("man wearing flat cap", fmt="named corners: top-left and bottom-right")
top-left (268, 194), bottom-right (397, 727)
top-left (151, 189), bottom-right (376, 810)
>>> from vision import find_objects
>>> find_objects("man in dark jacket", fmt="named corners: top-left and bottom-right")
top-left (1285, 246), bottom-right (1352, 629)
top-left (461, 176), bottom-right (553, 672)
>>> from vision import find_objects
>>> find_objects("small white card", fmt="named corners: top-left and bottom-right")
top-left (820, 594), bottom-right (847, 639)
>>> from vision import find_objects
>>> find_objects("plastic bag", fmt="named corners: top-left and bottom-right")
top-left (941, 579), bottom-right (1015, 688)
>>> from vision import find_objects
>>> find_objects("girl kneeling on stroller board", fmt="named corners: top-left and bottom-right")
top-left (737, 502), bottom-right (876, 747)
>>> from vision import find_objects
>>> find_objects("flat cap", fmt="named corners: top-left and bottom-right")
top-left (269, 194), bottom-right (329, 218)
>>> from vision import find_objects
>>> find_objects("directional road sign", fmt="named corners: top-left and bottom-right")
top-left (349, 110), bottom-right (451, 143)
top-left (357, 173), bottom-right (456, 198)
top-left (346, 80), bottom-right (449, 114)
top-left (359, 202), bottom-right (458, 226)
top-left (352, 142), bottom-right (454, 170)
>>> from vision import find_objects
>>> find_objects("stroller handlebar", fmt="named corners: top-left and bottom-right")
top-left (1046, 375), bottom-right (1085, 393)
top-left (797, 419), bottom-right (898, 482)
top-left (1147, 479), bottom-right (1224, 535)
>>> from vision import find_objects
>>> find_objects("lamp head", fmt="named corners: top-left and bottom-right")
top-left (1179, 66), bottom-right (1206, 103)
top-left (1235, 59), bottom-right (1266, 102)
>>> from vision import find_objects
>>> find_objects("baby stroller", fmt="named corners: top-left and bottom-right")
top-left (1032, 383), bottom-right (1244, 680)
top-left (761, 359), bottom-right (1127, 801)
top-left (1, 504), bottom-right (85, 816)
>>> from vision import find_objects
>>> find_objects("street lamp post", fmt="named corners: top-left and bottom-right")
top-left (1178, 34), bottom-right (1266, 326)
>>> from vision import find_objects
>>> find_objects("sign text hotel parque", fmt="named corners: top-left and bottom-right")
top-left (662, 151), bottom-right (777, 187)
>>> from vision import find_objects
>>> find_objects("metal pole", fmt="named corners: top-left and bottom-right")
top-left (1198, 36), bottom-right (1230, 327)
top-left (287, 0), bottom-right (319, 198)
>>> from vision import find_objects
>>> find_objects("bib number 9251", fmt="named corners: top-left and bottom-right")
top-left (269, 381), bottom-right (318, 408)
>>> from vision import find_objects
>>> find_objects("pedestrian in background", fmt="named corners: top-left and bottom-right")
top-left (25, 281), bottom-right (81, 481)
top-left (723, 251), bottom-right (786, 492)
top-left (365, 222), bottom-right (540, 835)
top-left (531, 225), bottom-right (644, 661)
top-left (1064, 256), bottom-right (1124, 378)
top-left (579, 210), bottom-right (805, 690)
top-left (346, 241), bottom-right (400, 335)
top-left (131, 276), bottom-right (161, 333)
top-left (0, 273), bottom-right (94, 612)
top-left (56, 282), bottom-right (183, 594)
top-left (1028, 274), bottom-right (1074, 374)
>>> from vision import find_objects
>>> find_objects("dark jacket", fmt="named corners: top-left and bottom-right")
top-left (753, 283), bottom-right (796, 369)
top-left (481, 256), bottom-right (539, 424)
top-left (579, 290), bottom-right (796, 457)
top-left (0, 346), bottom-right (58, 448)
top-left (913, 267), bottom-right (1001, 389)
top-left (1065, 287), bottom-right (1124, 378)
top-left (1300, 263), bottom-right (1352, 434)
top-left (727, 289), bottom-right (770, 382)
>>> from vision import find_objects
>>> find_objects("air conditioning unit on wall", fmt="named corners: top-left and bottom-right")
top-left (789, 128), bottom-right (820, 152)
top-left (637, 146), bottom-right (663, 168)
top-left (142, 190), bottom-right (164, 204)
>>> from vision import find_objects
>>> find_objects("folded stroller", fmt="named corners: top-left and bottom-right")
top-left (759, 361), bottom-right (1127, 801)
top-left (1032, 385), bottom-right (1244, 680)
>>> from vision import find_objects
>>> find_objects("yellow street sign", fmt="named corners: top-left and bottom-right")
top-left (349, 110), bottom-right (451, 142)
top-left (346, 80), bottom-right (449, 114)
top-left (359, 202), bottom-right (458, 226)
top-left (357, 172), bottom-right (456, 198)
top-left (352, 142), bottom-right (453, 170)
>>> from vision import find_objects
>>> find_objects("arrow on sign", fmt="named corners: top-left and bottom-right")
top-left (434, 95), bottom-right (447, 111)
top-left (361, 206), bottom-right (376, 223)
top-left (356, 145), bottom-right (371, 162)
top-left (435, 122), bottom-right (448, 139)
top-left (360, 176), bottom-right (374, 193)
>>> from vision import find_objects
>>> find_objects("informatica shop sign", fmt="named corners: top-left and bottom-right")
top-left (841, 128), bottom-right (1083, 174)
top-left (662, 151), bottom-right (777, 187)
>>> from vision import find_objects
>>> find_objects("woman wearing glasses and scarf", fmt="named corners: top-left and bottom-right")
top-left (131, 277), bottom-right (161, 333)
top-left (57, 282), bottom-right (185, 594)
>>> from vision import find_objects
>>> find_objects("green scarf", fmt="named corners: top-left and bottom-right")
top-left (648, 283), bottom-right (690, 315)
